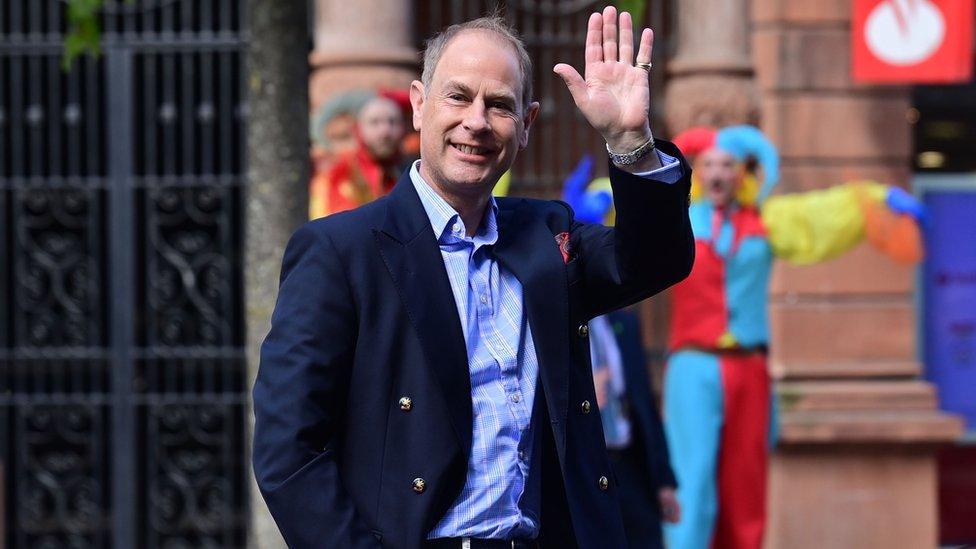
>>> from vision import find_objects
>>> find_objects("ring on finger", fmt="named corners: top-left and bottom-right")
top-left (635, 61), bottom-right (652, 72)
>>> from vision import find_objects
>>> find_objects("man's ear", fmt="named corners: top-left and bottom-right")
top-left (409, 80), bottom-right (425, 132)
top-left (519, 101), bottom-right (541, 150)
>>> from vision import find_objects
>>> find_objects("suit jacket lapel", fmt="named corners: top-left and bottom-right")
top-left (494, 200), bottom-right (570, 458)
top-left (374, 175), bottom-right (472, 455)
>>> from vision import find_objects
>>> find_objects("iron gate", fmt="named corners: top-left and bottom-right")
top-left (1, 1), bottom-right (249, 547)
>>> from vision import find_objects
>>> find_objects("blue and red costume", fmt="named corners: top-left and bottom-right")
top-left (661, 126), bottom-right (925, 549)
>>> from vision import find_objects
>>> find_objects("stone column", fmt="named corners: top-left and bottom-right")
top-left (309, 0), bottom-right (418, 114)
top-left (663, 0), bottom-right (758, 132)
top-left (752, 0), bottom-right (962, 547)
top-left (245, 1), bottom-right (310, 547)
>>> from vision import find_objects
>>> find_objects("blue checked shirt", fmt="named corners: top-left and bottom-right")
top-left (413, 152), bottom-right (682, 540)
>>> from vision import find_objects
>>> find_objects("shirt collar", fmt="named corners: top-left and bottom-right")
top-left (409, 159), bottom-right (499, 247)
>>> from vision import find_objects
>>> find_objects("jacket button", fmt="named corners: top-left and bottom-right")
top-left (598, 476), bottom-right (609, 491)
top-left (581, 400), bottom-right (591, 414)
top-left (412, 477), bottom-right (426, 494)
top-left (578, 324), bottom-right (589, 338)
top-left (399, 397), bottom-right (413, 411)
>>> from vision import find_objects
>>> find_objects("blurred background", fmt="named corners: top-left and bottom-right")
top-left (0, 0), bottom-right (973, 547)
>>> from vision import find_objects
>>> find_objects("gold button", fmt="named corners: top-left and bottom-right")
top-left (581, 400), bottom-right (591, 414)
top-left (598, 476), bottom-right (609, 491)
top-left (399, 397), bottom-right (413, 411)
top-left (578, 324), bottom-right (589, 338)
top-left (412, 477), bottom-right (426, 494)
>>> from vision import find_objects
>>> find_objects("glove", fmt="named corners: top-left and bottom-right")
top-left (885, 186), bottom-right (928, 226)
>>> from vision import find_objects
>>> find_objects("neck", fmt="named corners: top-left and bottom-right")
top-left (419, 163), bottom-right (492, 237)
top-left (712, 197), bottom-right (735, 210)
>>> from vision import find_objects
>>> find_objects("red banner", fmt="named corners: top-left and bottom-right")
top-left (852, 0), bottom-right (973, 83)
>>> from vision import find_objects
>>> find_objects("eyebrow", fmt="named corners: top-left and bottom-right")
top-left (442, 80), bottom-right (518, 107)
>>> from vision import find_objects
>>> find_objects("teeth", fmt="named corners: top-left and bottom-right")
top-left (454, 144), bottom-right (487, 155)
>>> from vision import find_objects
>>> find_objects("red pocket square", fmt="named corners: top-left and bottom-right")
top-left (554, 232), bottom-right (571, 264)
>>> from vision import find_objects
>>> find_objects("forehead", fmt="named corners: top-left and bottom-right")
top-left (699, 146), bottom-right (738, 164)
top-left (432, 30), bottom-right (522, 93)
top-left (358, 98), bottom-right (401, 120)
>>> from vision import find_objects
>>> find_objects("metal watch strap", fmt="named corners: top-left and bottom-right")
top-left (606, 133), bottom-right (656, 165)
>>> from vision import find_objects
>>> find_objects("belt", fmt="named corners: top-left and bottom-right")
top-left (678, 344), bottom-right (768, 356)
top-left (426, 537), bottom-right (539, 549)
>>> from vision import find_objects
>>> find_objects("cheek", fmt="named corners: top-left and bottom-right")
top-left (495, 118), bottom-right (523, 145)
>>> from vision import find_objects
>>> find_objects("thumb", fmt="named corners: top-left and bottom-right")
top-left (553, 63), bottom-right (587, 107)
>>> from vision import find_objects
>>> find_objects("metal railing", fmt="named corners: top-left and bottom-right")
top-left (1, 1), bottom-right (248, 547)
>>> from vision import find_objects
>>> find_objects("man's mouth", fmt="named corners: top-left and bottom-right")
top-left (451, 142), bottom-right (494, 156)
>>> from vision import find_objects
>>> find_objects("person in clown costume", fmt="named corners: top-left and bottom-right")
top-left (660, 125), bottom-right (924, 549)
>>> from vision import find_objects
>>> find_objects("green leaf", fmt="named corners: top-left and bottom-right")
top-left (63, 0), bottom-right (105, 71)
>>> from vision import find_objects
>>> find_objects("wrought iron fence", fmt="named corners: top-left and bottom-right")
top-left (0, 1), bottom-right (248, 547)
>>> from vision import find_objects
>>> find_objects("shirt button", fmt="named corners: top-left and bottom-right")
top-left (452, 223), bottom-right (461, 233)
top-left (398, 397), bottom-right (413, 411)
top-left (480, 294), bottom-right (488, 304)
top-left (581, 400), bottom-right (591, 414)
top-left (518, 450), bottom-right (525, 461)
top-left (510, 393), bottom-right (522, 403)
top-left (598, 476), bottom-right (609, 491)
top-left (578, 324), bottom-right (589, 338)
top-left (412, 477), bottom-right (427, 494)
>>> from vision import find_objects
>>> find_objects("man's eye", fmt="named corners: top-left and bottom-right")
top-left (491, 103), bottom-right (513, 112)
top-left (448, 94), bottom-right (467, 102)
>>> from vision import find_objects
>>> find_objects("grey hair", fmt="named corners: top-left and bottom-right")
top-left (421, 15), bottom-right (534, 110)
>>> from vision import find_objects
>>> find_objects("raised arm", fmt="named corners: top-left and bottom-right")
top-left (554, 6), bottom-right (662, 173)
top-left (762, 181), bottom-right (924, 265)
top-left (554, 7), bottom-right (694, 317)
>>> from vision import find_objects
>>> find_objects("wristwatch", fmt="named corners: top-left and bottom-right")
top-left (606, 133), bottom-right (656, 165)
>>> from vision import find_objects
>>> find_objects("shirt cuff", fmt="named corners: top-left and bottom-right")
top-left (632, 149), bottom-right (683, 184)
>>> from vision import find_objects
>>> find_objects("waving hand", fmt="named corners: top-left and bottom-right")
top-left (553, 6), bottom-right (655, 156)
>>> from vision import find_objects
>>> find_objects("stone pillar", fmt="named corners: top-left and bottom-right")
top-left (309, 0), bottom-right (418, 114)
top-left (752, 0), bottom-right (962, 547)
top-left (652, 0), bottom-right (760, 407)
top-left (245, 1), bottom-right (310, 547)
top-left (663, 0), bottom-right (758, 132)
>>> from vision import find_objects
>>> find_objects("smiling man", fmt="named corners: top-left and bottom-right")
top-left (253, 7), bottom-right (694, 549)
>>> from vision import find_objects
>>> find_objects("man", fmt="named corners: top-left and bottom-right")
top-left (309, 94), bottom-right (407, 219)
top-left (253, 8), bottom-right (694, 549)
top-left (663, 126), bottom-right (925, 549)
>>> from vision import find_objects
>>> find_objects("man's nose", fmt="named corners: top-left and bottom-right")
top-left (461, 102), bottom-right (491, 133)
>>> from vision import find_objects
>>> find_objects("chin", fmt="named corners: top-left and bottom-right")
top-left (707, 193), bottom-right (732, 206)
top-left (444, 164), bottom-right (495, 187)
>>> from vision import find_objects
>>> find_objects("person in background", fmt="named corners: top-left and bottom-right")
top-left (663, 125), bottom-right (926, 549)
top-left (378, 88), bottom-right (423, 171)
top-left (309, 89), bottom-right (376, 173)
top-left (563, 157), bottom-right (681, 549)
top-left (309, 94), bottom-right (407, 219)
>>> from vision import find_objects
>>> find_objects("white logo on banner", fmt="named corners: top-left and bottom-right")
top-left (865, 0), bottom-right (946, 65)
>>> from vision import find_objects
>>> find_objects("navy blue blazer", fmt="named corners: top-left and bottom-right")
top-left (252, 140), bottom-right (693, 549)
